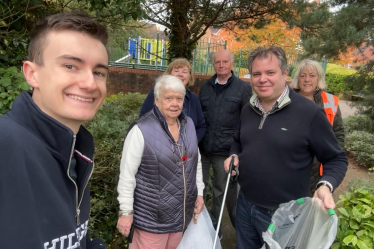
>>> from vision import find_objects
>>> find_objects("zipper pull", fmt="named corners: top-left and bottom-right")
top-left (76, 208), bottom-right (80, 226)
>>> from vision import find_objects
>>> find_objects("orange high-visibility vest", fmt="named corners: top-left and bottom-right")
top-left (319, 91), bottom-right (339, 176)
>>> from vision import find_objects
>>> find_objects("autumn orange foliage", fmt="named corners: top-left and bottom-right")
top-left (211, 19), bottom-right (302, 63)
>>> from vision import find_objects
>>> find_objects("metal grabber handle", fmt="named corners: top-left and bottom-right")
top-left (212, 155), bottom-right (235, 249)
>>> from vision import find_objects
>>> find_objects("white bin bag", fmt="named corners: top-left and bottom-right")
top-left (177, 206), bottom-right (222, 249)
top-left (261, 197), bottom-right (338, 249)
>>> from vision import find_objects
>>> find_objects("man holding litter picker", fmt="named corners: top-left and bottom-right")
top-left (224, 46), bottom-right (348, 249)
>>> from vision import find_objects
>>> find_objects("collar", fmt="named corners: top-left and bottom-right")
top-left (153, 105), bottom-right (187, 130)
top-left (215, 73), bottom-right (232, 85)
top-left (250, 85), bottom-right (291, 113)
top-left (6, 91), bottom-right (94, 167)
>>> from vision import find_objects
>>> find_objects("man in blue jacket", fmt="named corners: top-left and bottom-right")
top-left (224, 46), bottom-right (348, 248)
top-left (199, 49), bottom-right (252, 238)
top-left (0, 11), bottom-right (108, 248)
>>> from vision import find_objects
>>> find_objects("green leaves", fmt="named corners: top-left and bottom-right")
top-left (0, 66), bottom-right (28, 115)
top-left (325, 63), bottom-right (356, 95)
top-left (343, 234), bottom-right (357, 246)
top-left (344, 130), bottom-right (374, 169)
top-left (334, 180), bottom-right (374, 249)
top-left (0, 76), bottom-right (11, 87)
top-left (357, 239), bottom-right (371, 249)
top-left (339, 207), bottom-right (350, 218)
top-left (85, 92), bottom-right (145, 248)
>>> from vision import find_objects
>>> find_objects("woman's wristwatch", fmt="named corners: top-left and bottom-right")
top-left (118, 210), bottom-right (134, 217)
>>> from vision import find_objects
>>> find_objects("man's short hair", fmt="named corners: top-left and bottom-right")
top-left (213, 49), bottom-right (234, 63)
top-left (248, 46), bottom-right (288, 75)
top-left (28, 11), bottom-right (108, 66)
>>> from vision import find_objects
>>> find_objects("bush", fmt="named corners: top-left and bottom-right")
top-left (344, 115), bottom-right (374, 134)
top-left (332, 179), bottom-right (374, 249)
top-left (345, 131), bottom-right (374, 169)
top-left (325, 64), bottom-right (356, 95)
top-left (0, 66), bottom-right (30, 115)
top-left (85, 92), bottom-right (145, 249)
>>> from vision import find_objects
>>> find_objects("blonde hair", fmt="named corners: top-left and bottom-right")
top-left (291, 59), bottom-right (327, 90)
top-left (164, 58), bottom-right (195, 86)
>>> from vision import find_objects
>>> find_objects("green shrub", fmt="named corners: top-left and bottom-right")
top-left (85, 92), bottom-right (145, 249)
top-left (345, 131), bottom-right (374, 169)
top-left (326, 64), bottom-right (356, 95)
top-left (0, 66), bottom-right (30, 115)
top-left (332, 179), bottom-right (374, 249)
top-left (344, 115), bottom-right (374, 134)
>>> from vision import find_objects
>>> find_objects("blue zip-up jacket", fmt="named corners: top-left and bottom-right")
top-left (139, 88), bottom-right (206, 142)
top-left (0, 92), bottom-right (105, 249)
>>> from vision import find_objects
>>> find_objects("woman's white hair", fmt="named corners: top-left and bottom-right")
top-left (154, 75), bottom-right (186, 100)
top-left (291, 59), bottom-right (327, 90)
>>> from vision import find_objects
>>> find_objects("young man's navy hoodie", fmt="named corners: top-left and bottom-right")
top-left (0, 91), bottom-right (106, 249)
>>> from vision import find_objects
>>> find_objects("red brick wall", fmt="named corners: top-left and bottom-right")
top-left (107, 67), bottom-right (251, 96)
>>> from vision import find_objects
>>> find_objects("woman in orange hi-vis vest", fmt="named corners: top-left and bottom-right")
top-left (291, 59), bottom-right (345, 196)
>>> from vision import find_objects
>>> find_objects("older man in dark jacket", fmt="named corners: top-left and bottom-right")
top-left (199, 49), bottom-right (252, 237)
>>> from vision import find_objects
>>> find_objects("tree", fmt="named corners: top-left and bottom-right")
top-left (300, 0), bottom-right (374, 59)
top-left (217, 18), bottom-right (302, 67)
top-left (300, 0), bottom-right (374, 124)
top-left (344, 62), bottom-right (374, 121)
top-left (141, 0), bottom-right (324, 61)
top-left (0, 0), bottom-right (55, 67)
top-left (0, 0), bottom-right (145, 67)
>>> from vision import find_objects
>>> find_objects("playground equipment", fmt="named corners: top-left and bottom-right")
top-left (128, 35), bottom-right (168, 66)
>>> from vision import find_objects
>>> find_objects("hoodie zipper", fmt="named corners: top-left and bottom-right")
top-left (67, 135), bottom-right (95, 226)
top-left (67, 135), bottom-right (79, 225)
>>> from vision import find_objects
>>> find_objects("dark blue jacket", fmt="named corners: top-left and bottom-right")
top-left (139, 88), bottom-right (206, 142)
top-left (230, 89), bottom-right (348, 209)
top-left (0, 92), bottom-right (105, 249)
top-left (199, 73), bottom-right (252, 156)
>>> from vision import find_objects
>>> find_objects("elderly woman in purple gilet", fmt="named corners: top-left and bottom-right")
top-left (116, 75), bottom-right (205, 249)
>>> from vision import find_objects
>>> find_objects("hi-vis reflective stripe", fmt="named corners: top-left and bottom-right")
top-left (321, 91), bottom-right (339, 125)
top-left (319, 91), bottom-right (339, 176)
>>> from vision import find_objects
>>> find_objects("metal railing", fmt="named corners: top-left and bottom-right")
top-left (108, 36), bottom-right (327, 78)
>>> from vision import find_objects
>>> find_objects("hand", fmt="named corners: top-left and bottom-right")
top-left (117, 215), bottom-right (133, 237)
top-left (193, 195), bottom-right (204, 223)
top-left (313, 185), bottom-right (335, 209)
top-left (224, 155), bottom-right (239, 176)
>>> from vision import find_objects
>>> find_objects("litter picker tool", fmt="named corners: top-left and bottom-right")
top-left (213, 155), bottom-right (235, 249)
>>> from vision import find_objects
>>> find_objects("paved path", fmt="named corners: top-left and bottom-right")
top-left (218, 99), bottom-right (358, 248)
top-left (339, 100), bottom-right (358, 118)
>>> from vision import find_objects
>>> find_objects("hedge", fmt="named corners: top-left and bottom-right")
top-left (325, 63), bottom-right (356, 95)
top-left (85, 92), bottom-right (145, 249)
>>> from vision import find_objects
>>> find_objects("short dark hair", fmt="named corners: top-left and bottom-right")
top-left (248, 46), bottom-right (288, 75)
top-left (28, 11), bottom-right (108, 65)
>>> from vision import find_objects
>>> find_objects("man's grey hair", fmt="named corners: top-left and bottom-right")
top-left (213, 49), bottom-right (234, 63)
top-left (154, 75), bottom-right (186, 100)
top-left (291, 59), bottom-right (327, 90)
top-left (248, 46), bottom-right (288, 75)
